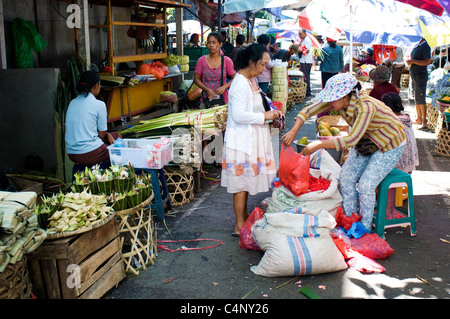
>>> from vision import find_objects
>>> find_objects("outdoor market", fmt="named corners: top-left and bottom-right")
top-left (0, 0), bottom-right (449, 304)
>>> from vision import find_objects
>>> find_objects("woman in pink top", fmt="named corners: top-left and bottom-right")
top-left (194, 32), bottom-right (236, 107)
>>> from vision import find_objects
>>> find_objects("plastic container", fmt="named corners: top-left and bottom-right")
top-left (315, 132), bottom-right (347, 162)
top-left (293, 139), bottom-right (343, 163)
top-left (444, 112), bottom-right (450, 123)
top-left (107, 138), bottom-right (173, 169)
top-left (292, 140), bottom-right (312, 153)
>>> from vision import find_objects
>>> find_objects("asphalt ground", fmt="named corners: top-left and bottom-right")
top-left (104, 69), bottom-right (450, 309)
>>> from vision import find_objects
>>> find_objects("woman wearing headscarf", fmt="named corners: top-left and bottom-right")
top-left (281, 73), bottom-right (406, 230)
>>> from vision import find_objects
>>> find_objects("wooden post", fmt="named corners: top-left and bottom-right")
top-left (0, 0), bottom-right (6, 69)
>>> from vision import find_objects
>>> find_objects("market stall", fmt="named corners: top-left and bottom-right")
top-left (67, 0), bottom-right (192, 125)
top-left (427, 66), bottom-right (450, 156)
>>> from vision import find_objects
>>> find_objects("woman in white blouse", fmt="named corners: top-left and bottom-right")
top-left (221, 43), bottom-right (283, 237)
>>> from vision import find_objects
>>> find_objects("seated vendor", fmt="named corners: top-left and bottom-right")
top-left (354, 47), bottom-right (377, 66)
top-left (369, 65), bottom-right (399, 101)
top-left (65, 70), bottom-right (121, 166)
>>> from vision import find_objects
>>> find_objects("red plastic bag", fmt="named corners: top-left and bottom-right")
top-left (335, 206), bottom-right (362, 230)
top-left (350, 233), bottom-right (395, 260)
top-left (346, 251), bottom-right (386, 273)
top-left (239, 207), bottom-right (265, 251)
top-left (278, 144), bottom-right (310, 196)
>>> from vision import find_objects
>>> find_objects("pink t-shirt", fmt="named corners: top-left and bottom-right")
top-left (195, 55), bottom-right (236, 103)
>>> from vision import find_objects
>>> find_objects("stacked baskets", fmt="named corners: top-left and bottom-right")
top-left (286, 80), bottom-right (307, 109)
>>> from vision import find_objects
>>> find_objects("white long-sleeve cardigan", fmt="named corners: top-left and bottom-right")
top-left (224, 73), bottom-right (266, 156)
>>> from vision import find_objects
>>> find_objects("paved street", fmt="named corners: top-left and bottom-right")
top-left (105, 69), bottom-right (450, 305)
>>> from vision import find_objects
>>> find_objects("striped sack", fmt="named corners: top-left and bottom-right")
top-left (250, 210), bottom-right (347, 277)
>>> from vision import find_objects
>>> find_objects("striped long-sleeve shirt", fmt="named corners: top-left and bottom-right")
top-left (296, 95), bottom-right (406, 153)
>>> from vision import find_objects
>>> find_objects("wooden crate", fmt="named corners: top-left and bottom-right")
top-left (27, 218), bottom-right (125, 299)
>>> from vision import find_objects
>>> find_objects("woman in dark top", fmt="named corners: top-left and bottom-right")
top-left (369, 65), bottom-right (399, 100)
top-left (406, 38), bottom-right (432, 129)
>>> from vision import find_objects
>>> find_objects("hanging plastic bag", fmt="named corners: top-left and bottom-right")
top-left (278, 144), bottom-right (310, 196)
top-left (239, 207), bottom-right (265, 251)
top-left (12, 18), bottom-right (47, 68)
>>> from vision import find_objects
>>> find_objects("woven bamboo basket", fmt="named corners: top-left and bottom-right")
top-left (427, 103), bottom-right (439, 131)
top-left (435, 127), bottom-right (450, 157)
top-left (115, 197), bottom-right (157, 276)
top-left (163, 166), bottom-right (194, 207)
top-left (400, 74), bottom-right (409, 88)
top-left (287, 81), bottom-right (307, 108)
top-left (434, 117), bottom-right (450, 157)
top-left (0, 257), bottom-right (32, 299)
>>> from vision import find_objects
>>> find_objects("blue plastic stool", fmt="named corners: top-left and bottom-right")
top-left (141, 168), bottom-right (172, 221)
top-left (72, 161), bottom-right (110, 180)
top-left (374, 168), bottom-right (417, 238)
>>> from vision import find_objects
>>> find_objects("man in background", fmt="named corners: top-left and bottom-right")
top-left (298, 28), bottom-right (313, 96)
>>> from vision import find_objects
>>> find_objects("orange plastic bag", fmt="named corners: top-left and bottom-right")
top-left (239, 207), bottom-right (265, 251)
top-left (278, 144), bottom-right (310, 196)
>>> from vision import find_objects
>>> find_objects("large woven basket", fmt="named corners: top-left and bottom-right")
top-left (427, 103), bottom-right (439, 132)
top-left (0, 257), bottom-right (32, 299)
top-left (287, 81), bottom-right (307, 108)
top-left (163, 166), bottom-right (194, 207)
top-left (400, 74), bottom-right (410, 88)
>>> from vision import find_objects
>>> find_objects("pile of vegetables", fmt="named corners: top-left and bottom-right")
top-left (120, 105), bottom-right (228, 136)
top-left (429, 72), bottom-right (450, 109)
top-left (164, 54), bottom-right (189, 72)
top-left (160, 91), bottom-right (178, 103)
top-left (71, 164), bottom-right (152, 212)
top-left (137, 61), bottom-right (169, 80)
top-left (318, 122), bottom-right (340, 137)
top-left (36, 190), bottom-right (114, 234)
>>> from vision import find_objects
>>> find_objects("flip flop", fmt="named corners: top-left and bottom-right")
top-left (231, 232), bottom-right (240, 238)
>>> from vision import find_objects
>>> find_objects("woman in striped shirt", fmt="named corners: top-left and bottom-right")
top-left (281, 73), bottom-right (406, 230)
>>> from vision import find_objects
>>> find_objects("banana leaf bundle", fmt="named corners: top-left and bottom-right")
top-left (72, 168), bottom-right (95, 193)
top-left (39, 190), bottom-right (113, 234)
top-left (109, 192), bottom-right (127, 211)
top-left (111, 163), bottom-right (136, 194)
top-left (92, 165), bottom-right (114, 195)
top-left (135, 174), bottom-right (152, 201)
top-left (126, 188), bottom-right (143, 208)
top-left (0, 191), bottom-right (47, 272)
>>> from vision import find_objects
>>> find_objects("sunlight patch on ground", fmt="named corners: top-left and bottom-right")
top-left (341, 269), bottom-right (444, 299)
top-left (411, 170), bottom-right (450, 196)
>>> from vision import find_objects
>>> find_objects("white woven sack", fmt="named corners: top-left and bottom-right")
top-left (250, 210), bottom-right (347, 277)
top-left (260, 209), bottom-right (336, 237)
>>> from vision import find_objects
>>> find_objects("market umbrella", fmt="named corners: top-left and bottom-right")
top-left (222, 0), bottom-right (299, 14)
top-left (299, 0), bottom-right (450, 47)
top-left (394, 0), bottom-right (449, 15)
top-left (266, 19), bottom-right (300, 34)
top-left (343, 0), bottom-right (450, 47)
top-left (275, 30), bottom-right (321, 49)
top-left (297, 0), bottom-right (344, 41)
